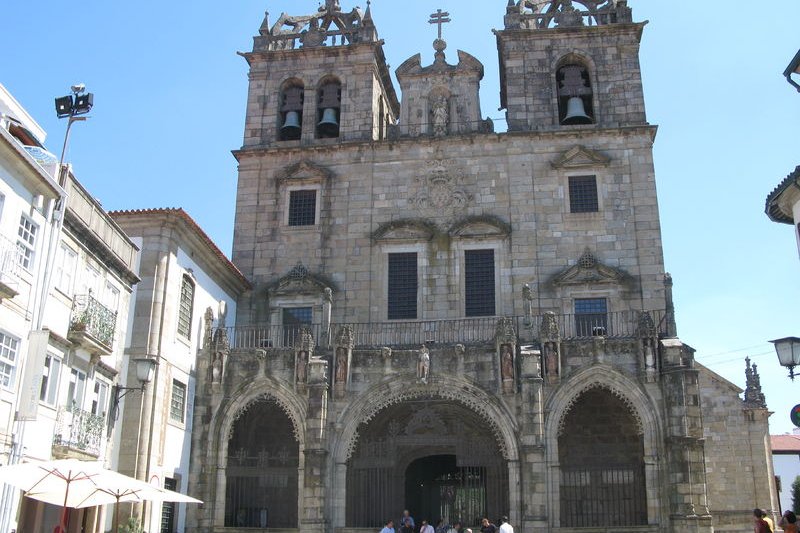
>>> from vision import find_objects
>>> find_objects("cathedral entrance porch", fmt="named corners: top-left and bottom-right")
top-left (345, 400), bottom-right (509, 529)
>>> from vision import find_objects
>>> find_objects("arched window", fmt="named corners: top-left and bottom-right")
top-left (177, 274), bottom-right (195, 339)
top-left (556, 63), bottom-right (594, 125)
top-left (279, 81), bottom-right (304, 141)
top-left (378, 99), bottom-right (385, 140)
top-left (316, 79), bottom-right (341, 138)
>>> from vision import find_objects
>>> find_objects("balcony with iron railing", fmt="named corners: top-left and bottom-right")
top-left (52, 405), bottom-right (106, 459)
top-left (68, 293), bottom-right (117, 356)
top-left (0, 234), bottom-right (23, 300)
top-left (217, 310), bottom-right (668, 351)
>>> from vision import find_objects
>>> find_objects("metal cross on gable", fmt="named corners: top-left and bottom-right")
top-left (429, 9), bottom-right (451, 40)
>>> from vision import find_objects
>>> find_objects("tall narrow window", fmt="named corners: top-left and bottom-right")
top-left (66, 368), bottom-right (86, 409)
top-left (54, 244), bottom-right (77, 295)
top-left (282, 307), bottom-right (312, 346)
top-left (17, 214), bottom-right (38, 270)
top-left (557, 64), bottom-right (594, 125)
top-left (569, 175), bottom-right (599, 213)
top-left (575, 298), bottom-right (608, 337)
top-left (177, 275), bottom-right (195, 339)
top-left (279, 83), bottom-right (304, 141)
top-left (465, 249), bottom-right (496, 317)
top-left (91, 380), bottom-right (109, 418)
top-left (40, 354), bottom-right (62, 405)
top-left (316, 81), bottom-right (341, 138)
top-left (170, 380), bottom-right (187, 423)
top-left (388, 252), bottom-right (418, 320)
top-left (0, 332), bottom-right (20, 389)
top-left (288, 190), bottom-right (317, 226)
top-left (160, 478), bottom-right (178, 533)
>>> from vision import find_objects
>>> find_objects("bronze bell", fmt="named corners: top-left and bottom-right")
top-left (562, 97), bottom-right (592, 125)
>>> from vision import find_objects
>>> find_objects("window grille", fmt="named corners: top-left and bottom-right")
top-left (288, 190), bottom-right (317, 226)
top-left (575, 298), bottom-right (608, 336)
top-left (0, 332), bottom-right (19, 389)
top-left (170, 380), bottom-right (186, 423)
top-left (282, 307), bottom-right (312, 346)
top-left (569, 175), bottom-right (599, 213)
top-left (177, 276), bottom-right (195, 339)
top-left (465, 249), bottom-right (496, 317)
top-left (388, 253), bottom-right (418, 320)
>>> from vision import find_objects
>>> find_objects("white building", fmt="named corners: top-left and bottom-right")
top-left (772, 433), bottom-right (800, 514)
top-left (110, 208), bottom-right (250, 533)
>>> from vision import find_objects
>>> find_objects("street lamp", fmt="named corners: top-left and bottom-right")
top-left (53, 83), bottom-right (93, 186)
top-left (110, 357), bottom-right (158, 423)
top-left (770, 337), bottom-right (800, 380)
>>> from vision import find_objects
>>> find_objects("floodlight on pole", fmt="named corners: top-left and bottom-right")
top-left (54, 83), bottom-right (93, 186)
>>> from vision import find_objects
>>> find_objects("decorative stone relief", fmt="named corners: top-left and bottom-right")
top-left (549, 249), bottom-right (634, 288)
top-left (522, 284), bottom-right (534, 325)
top-left (637, 312), bottom-right (658, 383)
top-left (743, 357), bottom-right (767, 409)
top-left (409, 157), bottom-right (473, 216)
top-left (495, 317), bottom-right (517, 345)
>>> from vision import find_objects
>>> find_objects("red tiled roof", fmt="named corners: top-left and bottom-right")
top-left (108, 208), bottom-right (251, 290)
top-left (772, 434), bottom-right (800, 453)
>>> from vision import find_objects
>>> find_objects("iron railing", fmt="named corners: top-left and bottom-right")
top-left (69, 293), bottom-right (117, 348)
top-left (0, 234), bottom-right (23, 284)
top-left (53, 405), bottom-right (106, 457)
top-left (217, 310), bottom-right (666, 350)
top-left (560, 464), bottom-right (647, 528)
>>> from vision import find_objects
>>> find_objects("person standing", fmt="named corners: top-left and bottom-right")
top-left (420, 519), bottom-right (435, 533)
top-left (754, 509), bottom-right (771, 533)
top-left (780, 510), bottom-right (799, 533)
top-left (762, 509), bottom-right (775, 532)
top-left (480, 518), bottom-right (497, 533)
top-left (399, 510), bottom-right (415, 531)
top-left (498, 516), bottom-right (513, 533)
top-left (381, 520), bottom-right (396, 533)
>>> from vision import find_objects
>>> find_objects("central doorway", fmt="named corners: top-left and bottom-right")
top-left (405, 455), bottom-right (488, 527)
top-left (345, 399), bottom-right (508, 528)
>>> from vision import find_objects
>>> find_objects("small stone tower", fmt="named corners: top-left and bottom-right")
top-left (239, 0), bottom-right (400, 146)
top-left (496, 0), bottom-right (645, 130)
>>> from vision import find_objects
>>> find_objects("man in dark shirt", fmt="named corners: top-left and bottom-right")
top-left (480, 518), bottom-right (497, 533)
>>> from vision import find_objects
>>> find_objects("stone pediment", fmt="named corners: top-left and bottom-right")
top-left (551, 145), bottom-right (611, 169)
top-left (269, 263), bottom-right (336, 297)
top-left (548, 249), bottom-right (634, 288)
top-left (449, 215), bottom-right (511, 238)
top-left (277, 160), bottom-right (332, 184)
top-left (395, 50), bottom-right (484, 78)
top-left (371, 219), bottom-right (437, 243)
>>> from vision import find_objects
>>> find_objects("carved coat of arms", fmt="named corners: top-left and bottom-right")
top-left (409, 157), bottom-right (473, 215)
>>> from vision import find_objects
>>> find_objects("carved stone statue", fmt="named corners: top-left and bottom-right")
top-left (381, 346), bottom-right (392, 359)
top-left (212, 352), bottom-right (223, 384)
top-left (522, 283), bottom-right (533, 324)
top-left (431, 96), bottom-right (448, 137)
top-left (501, 344), bottom-right (514, 381)
top-left (218, 300), bottom-right (228, 329)
top-left (335, 347), bottom-right (348, 383)
top-left (296, 350), bottom-right (308, 384)
top-left (417, 345), bottom-right (431, 383)
top-left (643, 338), bottom-right (656, 382)
top-left (544, 342), bottom-right (559, 380)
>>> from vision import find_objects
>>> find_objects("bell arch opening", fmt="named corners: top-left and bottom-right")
top-left (346, 399), bottom-right (508, 529)
top-left (224, 397), bottom-right (301, 528)
top-left (558, 387), bottom-right (647, 527)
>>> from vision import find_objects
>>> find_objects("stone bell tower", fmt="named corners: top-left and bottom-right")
top-left (239, 0), bottom-right (400, 148)
top-left (496, 0), bottom-right (645, 131)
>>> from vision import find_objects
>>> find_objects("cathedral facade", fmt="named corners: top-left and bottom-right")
top-left (187, 2), bottom-right (777, 532)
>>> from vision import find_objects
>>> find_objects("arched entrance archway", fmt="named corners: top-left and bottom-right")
top-left (224, 397), bottom-right (300, 528)
top-left (346, 399), bottom-right (508, 528)
top-left (558, 387), bottom-right (647, 527)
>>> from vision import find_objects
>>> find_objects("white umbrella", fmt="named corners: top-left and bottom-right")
top-left (0, 459), bottom-right (201, 533)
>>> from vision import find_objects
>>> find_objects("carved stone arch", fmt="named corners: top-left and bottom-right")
top-left (552, 49), bottom-right (598, 74)
top-left (333, 376), bottom-right (520, 464)
top-left (371, 218), bottom-right (438, 243)
top-left (213, 376), bottom-right (307, 466)
top-left (316, 73), bottom-right (343, 90)
top-left (276, 160), bottom-right (333, 185)
top-left (544, 364), bottom-right (663, 461)
top-left (449, 214), bottom-right (512, 239)
top-left (280, 76), bottom-right (306, 92)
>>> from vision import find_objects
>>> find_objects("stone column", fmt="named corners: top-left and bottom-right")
top-left (301, 357), bottom-right (329, 533)
top-left (660, 339), bottom-right (713, 532)
top-left (518, 346), bottom-right (547, 532)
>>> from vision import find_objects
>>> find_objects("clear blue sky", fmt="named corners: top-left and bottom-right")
top-left (3, 1), bottom-right (799, 432)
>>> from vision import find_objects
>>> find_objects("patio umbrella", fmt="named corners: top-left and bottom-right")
top-left (0, 459), bottom-right (201, 533)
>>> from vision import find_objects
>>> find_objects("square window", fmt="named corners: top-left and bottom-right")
top-left (575, 298), bottom-right (608, 337)
top-left (0, 332), bottom-right (19, 389)
top-left (465, 249), bottom-right (496, 317)
top-left (288, 190), bottom-right (317, 226)
top-left (569, 175), bottom-right (599, 213)
top-left (388, 252), bottom-right (418, 320)
top-left (170, 380), bottom-right (187, 423)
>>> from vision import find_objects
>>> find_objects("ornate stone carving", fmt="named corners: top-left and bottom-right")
top-left (228, 394), bottom-right (303, 442)
top-left (743, 357), bottom-right (767, 409)
top-left (505, 1), bottom-right (632, 30)
top-left (405, 406), bottom-right (447, 435)
top-left (551, 145), bottom-right (611, 169)
top-left (540, 313), bottom-right (561, 384)
top-left (500, 343), bottom-right (515, 394)
top-left (431, 95), bottom-right (449, 137)
top-left (540, 312), bottom-right (560, 343)
top-left (381, 346), bottom-right (392, 359)
top-left (637, 312), bottom-right (658, 382)
top-left (409, 157), bottom-right (473, 216)
top-left (204, 307), bottom-right (214, 348)
top-left (522, 284), bottom-right (534, 325)
top-left (495, 317), bottom-right (517, 345)
top-left (549, 249), bottom-right (635, 288)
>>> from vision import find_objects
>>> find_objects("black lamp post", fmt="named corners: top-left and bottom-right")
top-left (110, 357), bottom-right (158, 424)
top-left (770, 337), bottom-right (800, 380)
top-left (54, 83), bottom-right (93, 186)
